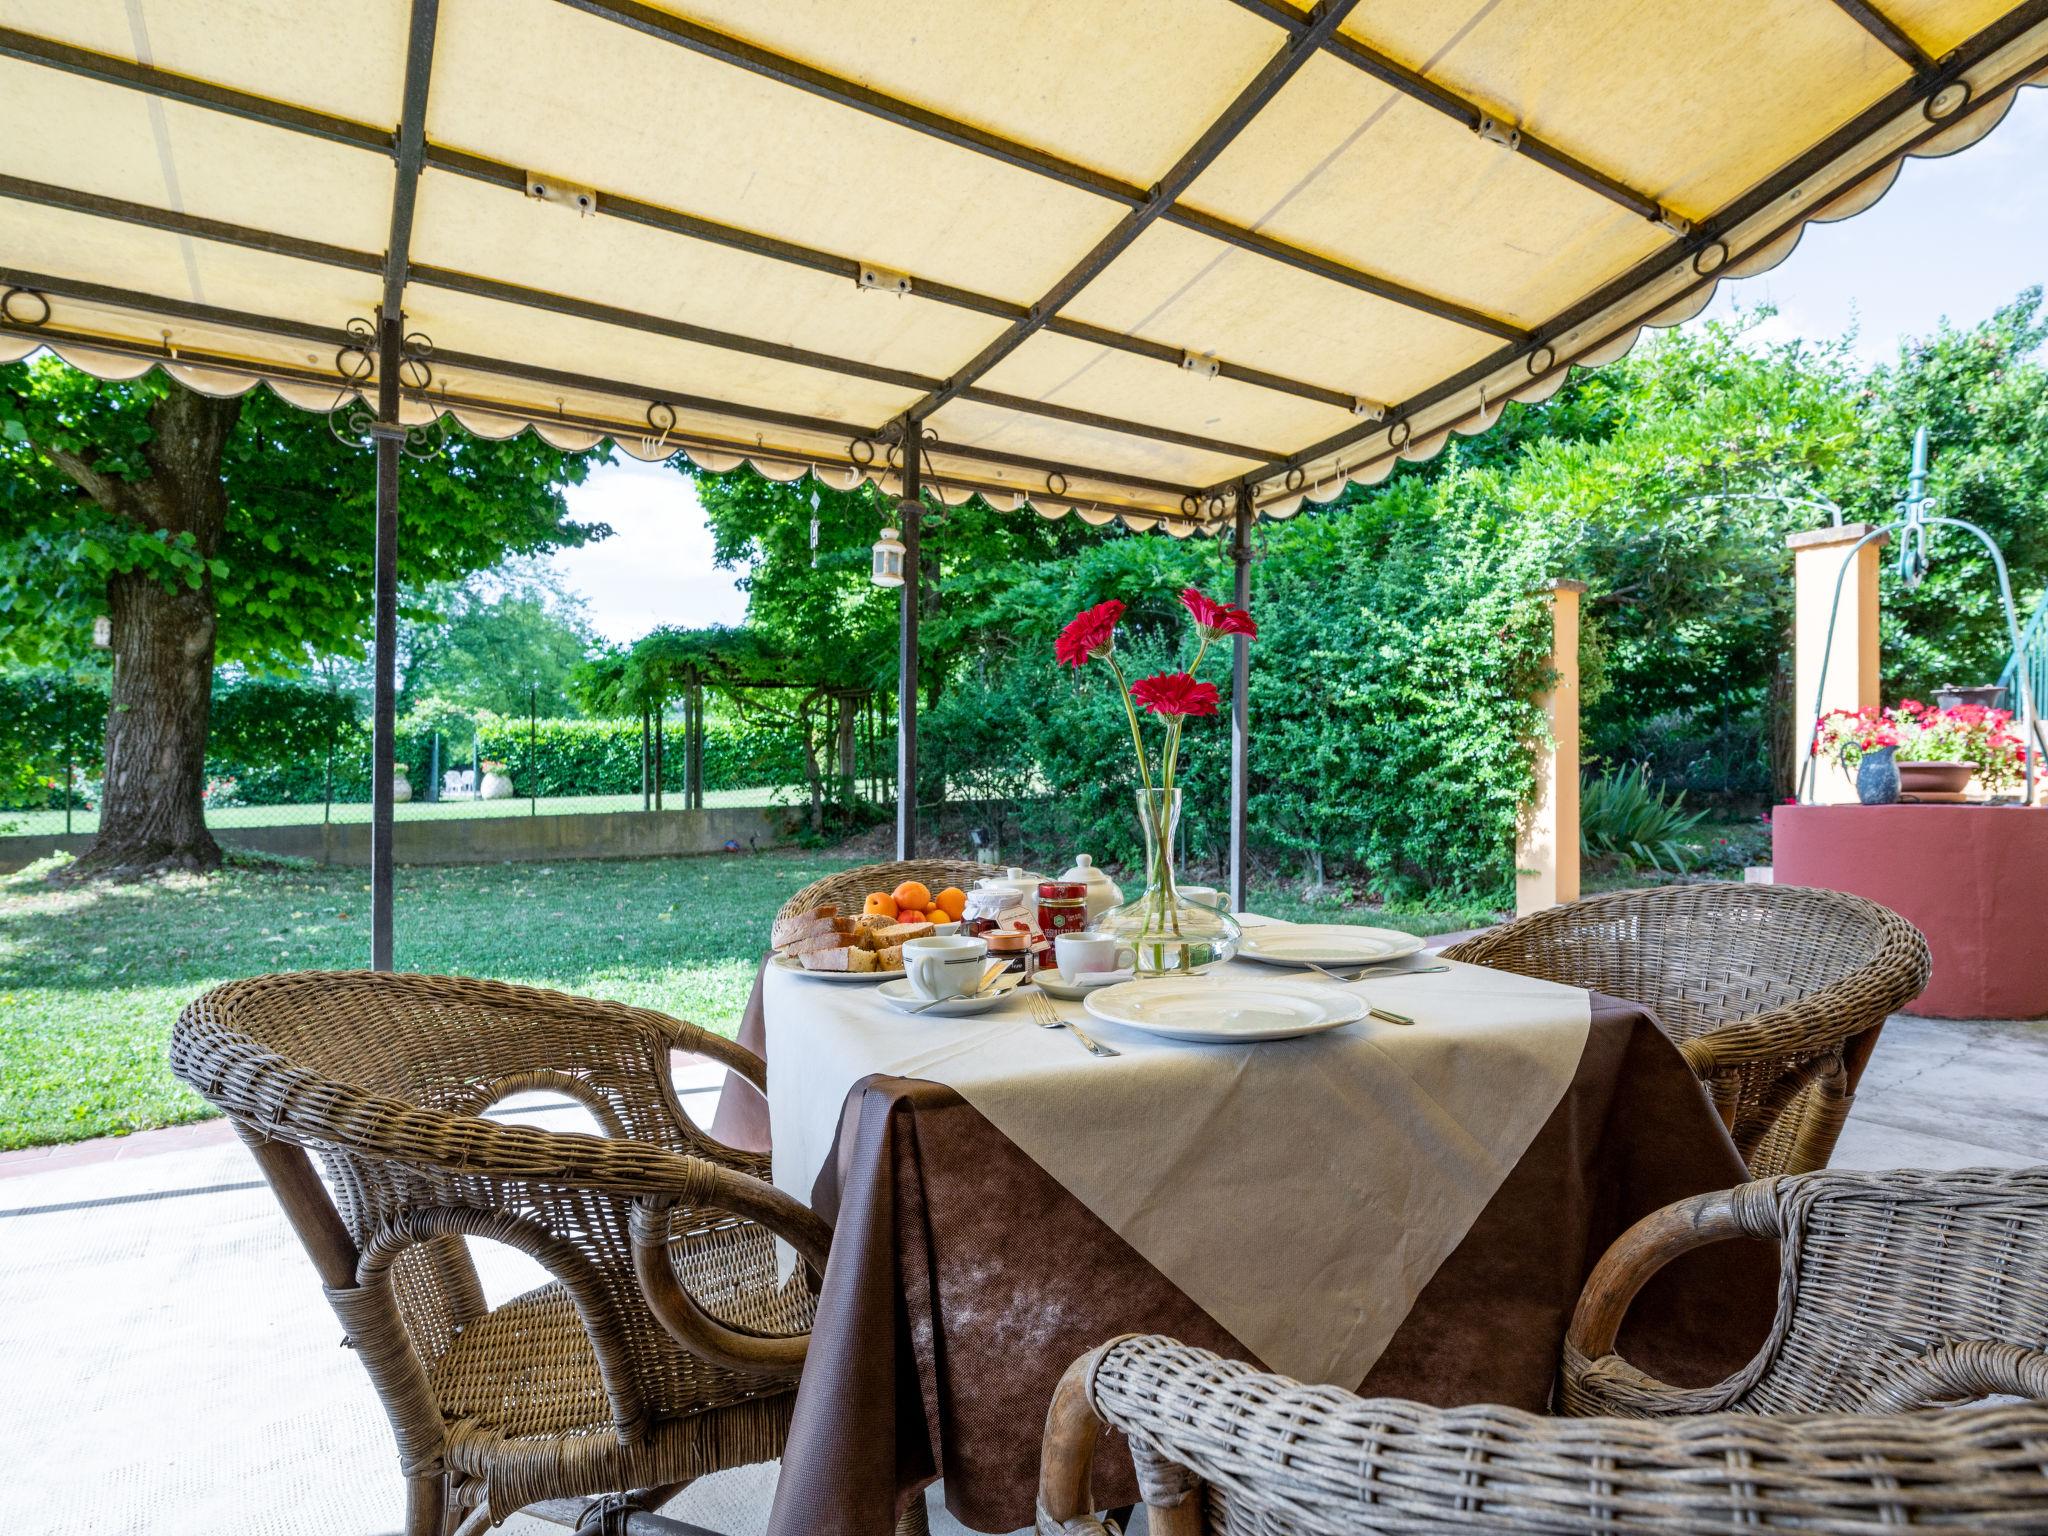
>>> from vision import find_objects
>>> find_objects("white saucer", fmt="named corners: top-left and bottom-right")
top-left (876, 977), bottom-right (1015, 1016)
top-left (1033, 967), bottom-right (1136, 1000)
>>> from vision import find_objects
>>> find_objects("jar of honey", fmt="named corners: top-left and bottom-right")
top-left (1037, 881), bottom-right (1089, 940)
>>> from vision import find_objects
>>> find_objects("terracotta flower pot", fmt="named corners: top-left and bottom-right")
top-left (1898, 759), bottom-right (1973, 795)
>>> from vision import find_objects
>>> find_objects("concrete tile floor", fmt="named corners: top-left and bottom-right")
top-left (2, 1014), bottom-right (2039, 1536)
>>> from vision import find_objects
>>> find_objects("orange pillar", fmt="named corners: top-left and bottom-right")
top-left (1789, 525), bottom-right (1887, 804)
top-left (1517, 580), bottom-right (1583, 917)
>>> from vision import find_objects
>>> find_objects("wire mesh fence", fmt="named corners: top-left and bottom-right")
top-left (1, 674), bottom-right (898, 840)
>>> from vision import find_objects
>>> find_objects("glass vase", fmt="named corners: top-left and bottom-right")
top-left (1091, 787), bottom-right (1240, 974)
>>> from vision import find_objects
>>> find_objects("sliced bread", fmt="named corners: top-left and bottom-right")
top-left (875, 920), bottom-right (935, 946)
top-left (800, 943), bottom-right (878, 973)
top-left (770, 904), bottom-right (840, 950)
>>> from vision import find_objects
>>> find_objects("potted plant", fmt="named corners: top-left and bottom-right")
top-left (478, 758), bottom-right (515, 800)
top-left (1814, 701), bottom-right (2024, 802)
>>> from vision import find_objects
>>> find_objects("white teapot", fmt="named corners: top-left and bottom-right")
top-left (1058, 853), bottom-right (1124, 922)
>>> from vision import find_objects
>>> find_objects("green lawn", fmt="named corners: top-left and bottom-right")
top-left (0, 848), bottom-right (863, 1150)
top-left (5, 786), bottom-right (805, 837)
top-left (0, 849), bottom-right (1494, 1151)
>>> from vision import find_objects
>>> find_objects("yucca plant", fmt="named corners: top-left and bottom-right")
top-left (1580, 763), bottom-right (1709, 873)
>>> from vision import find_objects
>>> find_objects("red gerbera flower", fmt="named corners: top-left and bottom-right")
top-left (1129, 671), bottom-right (1220, 719)
top-left (1054, 599), bottom-right (1125, 669)
top-left (1179, 586), bottom-right (1257, 641)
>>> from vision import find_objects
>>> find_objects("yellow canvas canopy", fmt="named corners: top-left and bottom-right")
top-left (3, 0), bottom-right (2045, 533)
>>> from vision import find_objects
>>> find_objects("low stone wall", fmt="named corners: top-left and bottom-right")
top-left (0, 806), bottom-right (798, 873)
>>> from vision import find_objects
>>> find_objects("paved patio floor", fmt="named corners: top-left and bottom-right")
top-left (3, 1014), bottom-right (2041, 1536)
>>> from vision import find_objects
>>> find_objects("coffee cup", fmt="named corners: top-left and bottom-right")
top-left (1055, 932), bottom-right (1136, 983)
top-left (902, 934), bottom-right (990, 1001)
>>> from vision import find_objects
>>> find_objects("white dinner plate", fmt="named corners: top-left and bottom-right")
top-left (1083, 977), bottom-right (1364, 1043)
top-left (876, 977), bottom-right (1016, 1016)
top-left (1236, 923), bottom-right (1426, 968)
top-left (771, 953), bottom-right (903, 983)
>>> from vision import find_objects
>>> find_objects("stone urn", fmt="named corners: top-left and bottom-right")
top-left (391, 768), bottom-right (413, 804)
top-left (1898, 759), bottom-right (1973, 796)
top-left (479, 768), bottom-right (516, 800)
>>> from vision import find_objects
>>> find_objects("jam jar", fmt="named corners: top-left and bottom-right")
top-left (1037, 881), bottom-right (1090, 940)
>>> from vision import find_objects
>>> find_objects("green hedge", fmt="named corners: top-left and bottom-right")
top-left (0, 674), bottom-right (105, 809)
top-left (0, 674), bottom-right (858, 809)
top-left (472, 714), bottom-right (889, 797)
top-left (921, 478), bottom-right (1557, 904)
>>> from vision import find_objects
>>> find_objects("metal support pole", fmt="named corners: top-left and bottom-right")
top-left (896, 432), bottom-right (922, 860)
top-left (62, 685), bottom-right (73, 836)
top-left (370, 313), bottom-right (401, 972)
top-left (1228, 487), bottom-right (1253, 913)
top-left (529, 681), bottom-right (538, 817)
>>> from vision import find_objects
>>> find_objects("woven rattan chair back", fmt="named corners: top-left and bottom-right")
top-left (1442, 883), bottom-right (1929, 1176)
top-left (1564, 1165), bottom-right (2048, 1420)
top-left (172, 970), bottom-right (822, 1531)
top-left (1037, 1327), bottom-right (2048, 1536)
top-left (777, 858), bottom-right (990, 920)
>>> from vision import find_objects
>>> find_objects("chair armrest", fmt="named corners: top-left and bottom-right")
top-left (1041, 1335), bottom-right (2048, 1536)
top-left (1565, 1167), bottom-right (2048, 1419)
top-left (685, 1027), bottom-right (767, 1097)
top-left (630, 1163), bottom-right (830, 1381)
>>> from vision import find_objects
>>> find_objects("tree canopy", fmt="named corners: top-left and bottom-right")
top-left (0, 365), bottom-right (611, 672)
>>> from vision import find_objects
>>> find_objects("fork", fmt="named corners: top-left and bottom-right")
top-left (1298, 961), bottom-right (1419, 1026)
top-left (1029, 990), bottom-right (1119, 1057)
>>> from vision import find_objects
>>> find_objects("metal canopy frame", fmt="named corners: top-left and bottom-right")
top-left (2, 0), bottom-right (2042, 964)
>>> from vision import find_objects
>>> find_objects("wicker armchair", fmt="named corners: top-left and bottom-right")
top-left (1040, 1171), bottom-right (2048, 1533)
top-left (171, 971), bottom-right (831, 1536)
top-left (1442, 884), bottom-right (1930, 1176)
top-left (776, 858), bottom-right (991, 921)
top-left (1563, 1165), bottom-right (2048, 1420)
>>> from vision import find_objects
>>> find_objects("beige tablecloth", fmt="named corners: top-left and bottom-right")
top-left (765, 956), bottom-right (1589, 1386)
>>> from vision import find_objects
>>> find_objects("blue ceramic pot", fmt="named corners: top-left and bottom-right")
top-left (1856, 744), bottom-right (1901, 805)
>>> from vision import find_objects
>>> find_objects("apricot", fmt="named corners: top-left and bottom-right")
top-left (863, 891), bottom-right (898, 919)
top-left (892, 879), bottom-right (932, 911)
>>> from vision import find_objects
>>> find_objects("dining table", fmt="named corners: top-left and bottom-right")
top-left (710, 937), bottom-right (1779, 1536)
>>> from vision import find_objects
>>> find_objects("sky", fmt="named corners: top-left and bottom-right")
top-left (549, 89), bottom-right (2048, 645)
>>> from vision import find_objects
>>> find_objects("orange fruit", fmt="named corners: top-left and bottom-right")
top-left (863, 891), bottom-right (898, 919)
top-left (933, 886), bottom-right (967, 921)
top-left (892, 879), bottom-right (932, 911)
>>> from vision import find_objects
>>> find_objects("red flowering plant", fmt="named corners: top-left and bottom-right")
top-left (1813, 700), bottom-right (2023, 790)
top-left (1054, 587), bottom-right (1254, 938)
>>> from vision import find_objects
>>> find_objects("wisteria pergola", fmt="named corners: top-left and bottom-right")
top-left (3, 0), bottom-right (2044, 961)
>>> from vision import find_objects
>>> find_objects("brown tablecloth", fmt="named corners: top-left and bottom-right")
top-left (716, 966), bottom-right (1776, 1536)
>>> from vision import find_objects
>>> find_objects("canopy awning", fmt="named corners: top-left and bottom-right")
top-left (2, 0), bottom-right (2044, 531)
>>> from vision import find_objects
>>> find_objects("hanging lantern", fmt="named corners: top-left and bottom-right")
top-left (92, 615), bottom-right (112, 649)
top-left (808, 484), bottom-right (821, 569)
top-left (870, 526), bottom-right (906, 587)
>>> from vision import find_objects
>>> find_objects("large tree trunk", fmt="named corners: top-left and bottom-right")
top-left (88, 568), bottom-right (221, 875)
top-left (834, 692), bottom-right (857, 805)
top-left (56, 386), bottom-right (242, 879)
